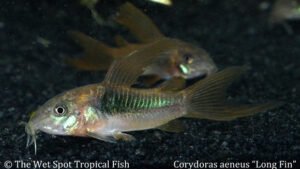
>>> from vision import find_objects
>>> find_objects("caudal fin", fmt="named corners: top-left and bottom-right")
top-left (183, 66), bottom-right (283, 121)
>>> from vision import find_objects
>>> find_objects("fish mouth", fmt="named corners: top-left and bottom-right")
top-left (24, 121), bottom-right (38, 155)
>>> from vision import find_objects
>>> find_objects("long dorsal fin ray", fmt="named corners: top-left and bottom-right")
top-left (103, 38), bottom-right (180, 86)
top-left (116, 2), bottom-right (164, 43)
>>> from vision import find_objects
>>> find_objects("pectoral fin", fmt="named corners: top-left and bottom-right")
top-left (156, 120), bottom-right (184, 133)
top-left (113, 132), bottom-right (136, 142)
top-left (137, 75), bottom-right (162, 87)
top-left (87, 131), bottom-right (135, 143)
top-left (159, 77), bottom-right (186, 91)
top-left (87, 131), bottom-right (117, 143)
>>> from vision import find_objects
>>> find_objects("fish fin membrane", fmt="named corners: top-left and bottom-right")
top-left (113, 132), bottom-right (136, 142)
top-left (156, 119), bottom-right (184, 133)
top-left (66, 30), bottom-right (114, 71)
top-left (114, 35), bottom-right (129, 47)
top-left (136, 74), bottom-right (162, 88)
top-left (103, 38), bottom-right (181, 86)
top-left (183, 66), bottom-right (284, 121)
top-left (87, 131), bottom-right (135, 142)
top-left (116, 2), bottom-right (164, 43)
top-left (158, 77), bottom-right (186, 91)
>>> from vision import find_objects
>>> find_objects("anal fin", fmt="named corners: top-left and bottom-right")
top-left (156, 120), bottom-right (184, 133)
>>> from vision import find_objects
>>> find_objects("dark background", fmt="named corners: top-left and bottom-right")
top-left (0, 0), bottom-right (299, 168)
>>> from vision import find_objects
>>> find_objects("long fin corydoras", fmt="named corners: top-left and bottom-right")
top-left (26, 38), bottom-right (283, 155)
top-left (66, 2), bottom-right (218, 83)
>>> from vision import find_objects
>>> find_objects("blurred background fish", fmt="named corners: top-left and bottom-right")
top-left (269, 0), bottom-right (300, 33)
top-left (66, 2), bottom-right (217, 86)
top-left (79, 0), bottom-right (172, 26)
top-left (270, 0), bottom-right (300, 23)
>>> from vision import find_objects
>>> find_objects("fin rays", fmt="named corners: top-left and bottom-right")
top-left (183, 67), bottom-right (284, 121)
top-left (103, 38), bottom-right (181, 86)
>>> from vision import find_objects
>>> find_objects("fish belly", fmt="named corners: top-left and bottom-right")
top-left (104, 104), bottom-right (185, 132)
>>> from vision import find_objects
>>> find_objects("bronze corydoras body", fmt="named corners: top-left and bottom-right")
top-left (29, 84), bottom-right (185, 139)
top-left (26, 38), bottom-right (281, 154)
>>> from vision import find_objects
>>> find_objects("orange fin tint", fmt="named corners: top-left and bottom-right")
top-left (67, 2), bottom-right (167, 71)
top-left (67, 30), bottom-right (151, 71)
top-left (104, 38), bottom-right (181, 86)
top-left (116, 2), bottom-right (164, 43)
top-left (66, 31), bottom-right (115, 71)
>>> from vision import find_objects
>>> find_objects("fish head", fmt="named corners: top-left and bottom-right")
top-left (173, 42), bottom-right (218, 79)
top-left (25, 84), bottom-right (101, 154)
top-left (27, 94), bottom-right (80, 138)
top-left (26, 85), bottom-right (100, 138)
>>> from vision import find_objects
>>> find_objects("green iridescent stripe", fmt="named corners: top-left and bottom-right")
top-left (100, 87), bottom-right (176, 115)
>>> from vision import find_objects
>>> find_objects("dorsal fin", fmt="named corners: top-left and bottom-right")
top-left (116, 2), bottom-right (164, 43)
top-left (103, 38), bottom-right (180, 86)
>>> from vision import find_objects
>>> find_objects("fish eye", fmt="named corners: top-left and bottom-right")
top-left (54, 104), bottom-right (67, 116)
top-left (183, 53), bottom-right (193, 64)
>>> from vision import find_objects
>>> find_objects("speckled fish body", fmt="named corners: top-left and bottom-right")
top-left (26, 38), bottom-right (281, 154)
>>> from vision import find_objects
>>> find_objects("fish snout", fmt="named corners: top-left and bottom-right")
top-left (205, 63), bottom-right (218, 75)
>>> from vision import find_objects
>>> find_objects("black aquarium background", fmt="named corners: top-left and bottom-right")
top-left (0, 0), bottom-right (299, 168)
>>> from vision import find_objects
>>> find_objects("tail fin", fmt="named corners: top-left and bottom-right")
top-left (183, 66), bottom-right (283, 121)
top-left (66, 31), bottom-right (115, 71)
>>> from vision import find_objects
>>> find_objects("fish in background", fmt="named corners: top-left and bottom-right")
top-left (66, 2), bottom-right (217, 86)
top-left (148, 0), bottom-right (172, 6)
top-left (269, 0), bottom-right (300, 33)
top-left (79, 0), bottom-right (172, 26)
top-left (25, 38), bottom-right (282, 154)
